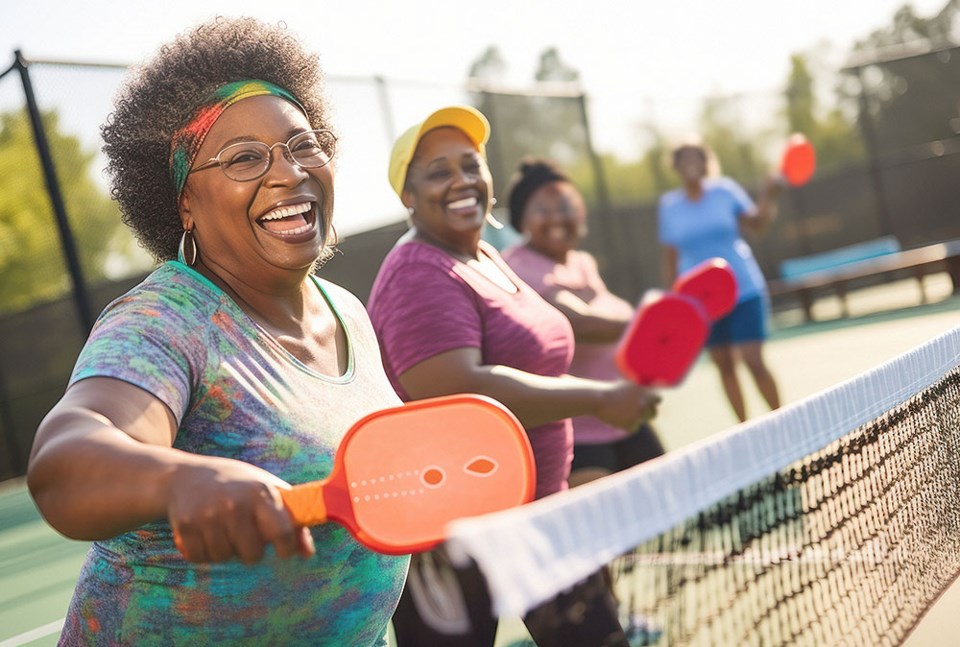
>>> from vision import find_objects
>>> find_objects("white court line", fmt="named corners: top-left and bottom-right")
top-left (0, 619), bottom-right (64, 647)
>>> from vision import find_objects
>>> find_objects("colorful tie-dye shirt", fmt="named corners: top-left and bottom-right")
top-left (59, 261), bottom-right (409, 646)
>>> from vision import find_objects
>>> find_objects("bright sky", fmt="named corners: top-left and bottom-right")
top-left (1, 0), bottom-right (950, 234)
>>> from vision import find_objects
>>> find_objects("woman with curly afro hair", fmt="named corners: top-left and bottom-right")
top-left (27, 17), bottom-right (408, 645)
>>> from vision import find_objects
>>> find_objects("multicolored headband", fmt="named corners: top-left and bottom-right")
top-left (169, 79), bottom-right (306, 199)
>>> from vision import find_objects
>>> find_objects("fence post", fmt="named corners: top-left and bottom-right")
top-left (14, 50), bottom-right (95, 333)
top-left (853, 65), bottom-right (894, 239)
top-left (576, 93), bottom-right (636, 297)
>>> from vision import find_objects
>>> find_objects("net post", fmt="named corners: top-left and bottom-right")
top-left (14, 50), bottom-right (95, 333)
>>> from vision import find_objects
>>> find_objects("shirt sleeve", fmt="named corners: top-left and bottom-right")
top-left (70, 292), bottom-right (197, 422)
top-left (721, 177), bottom-right (757, 218)
top-left (371, 260), bottom-right (484, 378)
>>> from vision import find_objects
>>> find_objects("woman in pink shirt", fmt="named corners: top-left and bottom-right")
top-left (502, 158), bottom-right (665, 488)
top-left (368, 106), bottom-right (659, 647)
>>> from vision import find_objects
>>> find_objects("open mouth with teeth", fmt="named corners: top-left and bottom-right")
top-left (257, 201), bottom-right (318, 237)
top-left (446, 196), bottom-right (480, 212)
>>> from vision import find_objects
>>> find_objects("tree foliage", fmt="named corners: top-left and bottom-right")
top-left (467, 1), bottom-right (957, 207)
top-left (0, 108), bottom-right (130, 312)
top-left (847, 0), bottom-right (960, 152)
top-left (467, 46), bottom-right (587, 203)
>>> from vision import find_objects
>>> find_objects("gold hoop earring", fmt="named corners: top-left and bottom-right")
top-left (178, 229), bottom-right (198, 267)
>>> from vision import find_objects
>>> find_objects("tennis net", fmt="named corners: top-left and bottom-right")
top-left (444, 326), bottom-right (960, 645)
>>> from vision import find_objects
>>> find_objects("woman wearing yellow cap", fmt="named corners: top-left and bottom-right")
top-left (368, 105), bottom-right (658, 645)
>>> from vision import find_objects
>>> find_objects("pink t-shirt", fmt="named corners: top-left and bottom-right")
top-left (367, 239), bottom-right (575, 498)
top-left (502, 244), bottom-right (635, 445)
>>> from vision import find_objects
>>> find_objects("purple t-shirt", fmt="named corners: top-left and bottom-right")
top-left (367, 240), bottom-right (575, 498)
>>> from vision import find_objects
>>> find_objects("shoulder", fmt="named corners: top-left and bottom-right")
top-left (500, 241), bottom-right (541, 267)
top-left (708, 176), bottom-right (746, 195)
top-left (368, 242), bottom-right (470, 315)
top-left (99, 263), bottom-right (221, 325)
top-left (658, 188), bottom-right (685, 209)
top-left (570, 249), bottom-right (599, 271)
top-left (378, 240), bottom-right (458, 276)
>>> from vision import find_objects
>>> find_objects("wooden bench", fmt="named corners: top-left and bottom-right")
top-left (767, 237), bottom-right (960, 322)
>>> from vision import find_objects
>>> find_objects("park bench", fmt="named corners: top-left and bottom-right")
top-left (767, 235), bottom-right (960, 322)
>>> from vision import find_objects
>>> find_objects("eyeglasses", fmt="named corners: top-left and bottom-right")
top-left (189, 129), bottom-right (337, 182)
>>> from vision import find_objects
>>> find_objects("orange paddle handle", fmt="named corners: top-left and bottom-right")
top-left (281, 482), bottom-right (328, 527)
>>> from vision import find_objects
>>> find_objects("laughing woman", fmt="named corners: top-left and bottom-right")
top-left (368, 105), bottom-right (659, 647)
top-left (26, 17), bottom-right (407, 646)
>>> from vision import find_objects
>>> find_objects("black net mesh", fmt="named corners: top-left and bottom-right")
top-left (612, 368), bottom-right (960, 644)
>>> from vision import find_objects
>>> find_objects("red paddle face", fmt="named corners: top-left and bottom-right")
top-left (615, 292), bottom-right (709, 387)
top-left (282, 395), bottom-right (535, 555)
top-left (780, 133), bottom-right (816, 187)
top-left (671, 258), bottom-right (738, 321)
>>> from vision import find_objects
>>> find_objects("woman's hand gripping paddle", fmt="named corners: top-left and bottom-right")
top-left (280, 394), bottom-right (536, 555)
top-left (615, 258), bottom-right (737, 387)
top-left (779, 133), bottom-right (816, 187)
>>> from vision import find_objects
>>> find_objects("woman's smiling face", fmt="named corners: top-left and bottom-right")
top-left (401, 126), bottom-right (493, 245)
top-left (521, 180), bottom-right (586, 261)
top-left (180, 95), bottom-right (334, 277)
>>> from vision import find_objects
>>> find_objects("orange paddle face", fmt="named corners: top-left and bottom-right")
top-left (780, 133), bottom-right (816, 187)
top-left (615, 292), bottom-right (709, 387)
top-left (671, 258), bottom-right (738, 321)
top-left (281, 394), bottom-right (535, 555)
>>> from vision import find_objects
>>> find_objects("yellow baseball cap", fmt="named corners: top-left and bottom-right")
top-left (388, 105), bottom-right (491, 199)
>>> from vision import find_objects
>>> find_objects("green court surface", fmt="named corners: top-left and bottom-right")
top-left (2, 276), bottom-right (959, 646)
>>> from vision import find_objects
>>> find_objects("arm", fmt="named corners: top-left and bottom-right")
top-left (541, 252), bottom-right (631, 344)
top-left (544, 289), bottom-right (631, 344)
top-left (740, 175), bottom-right (783, 235)
top-left (397, 347), bottom-right (659, 431)
top-left (28, 377), bottom-right (311, 563)
top-left (661, 244), bottom-right (679, 289)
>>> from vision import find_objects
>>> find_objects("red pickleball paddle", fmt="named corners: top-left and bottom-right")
top-left (279, 394), bottom-right (535, 555)
top-left (615, 291), bottom-right (708, 387)
top-left (616, 259), bottom-right (737, 387)
top-left (671, 258), bottom-right (738, 321)
top-left (780, 133), bottom-right (816, 187)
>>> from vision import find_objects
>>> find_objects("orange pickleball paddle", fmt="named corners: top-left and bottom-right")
top-left (780, 133), bottom-right (816, 187)
top-left (280, 394), bottom-right (535, 555)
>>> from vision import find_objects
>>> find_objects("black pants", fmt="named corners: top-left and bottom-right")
top-left (391, 550), bottom-right (628, 647)
top-left (570, 422), bottom-right (665, 474)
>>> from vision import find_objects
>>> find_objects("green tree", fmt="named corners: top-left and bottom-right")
top-left (467, 45), bottom-right (508, 84)
top-left (0, 108), bottom-right (131, 312)
top-left (534, 48), bottom-right (580, 83)
top-left (846, 0), bottom-right (960, 151)
top-left (697, 94), bottom-right (766, 187)
top-left (467, 45), bottom-right (587, 203)
top-left (855, 0), bottom-right (958, 49)
top-left (784, 53), bottom-right (865, 171)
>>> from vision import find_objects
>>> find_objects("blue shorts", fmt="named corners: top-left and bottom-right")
top-left (706, 295), bottom-right (768, 347)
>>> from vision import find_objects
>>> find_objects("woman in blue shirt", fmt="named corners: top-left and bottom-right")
top-left (658, 140), bottom-right (783, 423)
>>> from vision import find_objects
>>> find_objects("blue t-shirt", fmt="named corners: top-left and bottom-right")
top-left (60, 261), bottom-right (408, 646)
top-left (658, 177), bottom-right (767, 302)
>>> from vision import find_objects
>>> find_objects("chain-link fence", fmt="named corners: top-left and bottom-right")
top-left (1, 45), bottom-right (959, 479)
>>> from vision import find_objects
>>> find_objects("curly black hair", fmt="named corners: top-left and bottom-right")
top-left (101, 16), bottom-right (334, 262)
